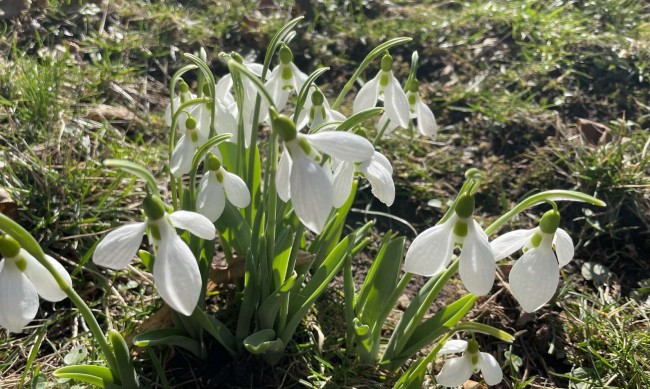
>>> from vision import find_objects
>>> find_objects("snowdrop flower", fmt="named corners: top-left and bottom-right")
top-left (0, 234), bottom-right (71, 333)
top-left (197, 153), bottom-right (251, 222)
top-left (170, 115), bottom-right (207, 177)
top-left (93, 195), bottom-right (216, 316)
top-left (490, 209), bottom-right (574, 312)
top-left (436, 338), bottom-right (503, 387)
top-left (331, 150), bottom-right (395, 207)
top-left (404, 194), bottom-right (495, 295)
top-left (265, 44), bottom-right (307, 112)
top-left (353, 52), bottom-right (409, 129)
top-left (296, 87), bottom-right (346, 131)
top-left (220, 55), bottom-right (267, 146)
top-left (272, 111), bottom-right (374, 233)
top-left (405, 78), bottom-right (438, 137)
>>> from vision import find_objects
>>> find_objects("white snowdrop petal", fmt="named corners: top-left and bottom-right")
top-left (377, 112), bottom-right (400, 136)
top-left (304, 132), bottom-right (374, 162)
top-left (247, 63), bottom-right (264, 76)
top-left (276, 149), bottom-right (292, 202)
top-left (362, 153), bottom-right (395, 206)
top-left (222, 169), bottom-right (251, 208)
top-left (197, 174), bottom-right (226, 222)
top-left (353, 75), bottom-right (380, 114)
top-left (435, 354), bottom-right (474, 388)
top-left (153, 227), bottom-right (202, 316)
top-left (384, 75), bottom-right (410, 129)
top-left (509, 245), bottom-right (560, 312)
top-left (214, 102), bottom-right (239, 141)
top-left (290, 152), bottom-right (333, 233)
top-left (332, 161), bottom-right (356, 208)
top-left (170, 211), bottom-right (216, 240)
top-left (23, 251), bottom-right (69, 302)
top-left (93, 222), bottom-right (146, 269)
top-left (478, 352), bottom-right (503, 385)
top-left (490, 229), bottom-right (536, 261)
top-left (290, 62), bottom-right (308, 91)
top-left (164, 96), bottom-right (182, 127)
top-left (215, 76), bottom-right (233, 101)
top-left (459, 223), bottom-right (496, 295)
top-left (170, 135), bottom-right (195, 177)
top-left (554, 228), bottom-right (574, 267)
top-left (416, 97), bottom-right (438, 137)
top-left (438, 339), bottom-right (468, 355)
top-left (404, 219), bottom-right (455, 276)
top-left (0, 260), bottom-right (39, 333)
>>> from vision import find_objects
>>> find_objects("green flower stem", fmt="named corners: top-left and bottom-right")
top-left (485, 190), bottom-right (606, 236)
top-left (394, 332), bottom-right (454, 389)
top-left (169, 64), bottom-right (198, 132)
top-left (331, 37), bottom-right (412, 110)
top-left (394, 259), bottom-right (460, 357)
top-left (373, 117), bottom-right (390, 145)
top-left (183, 54), bottom-right (217, 139)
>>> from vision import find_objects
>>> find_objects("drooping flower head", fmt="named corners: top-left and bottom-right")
top-left (170, 115), bottom-right (208, 177)
top-left (405, 78), bottom-right (438, 137)
top-left (0, 234), bottom-right (71, 333)
top-left (93, 195), bottom-right (216, 316)
top-left (197, 153), bottom-right (251, 222)
top-left (265, 44), bottom-right (308, 112)
top-left (490, 208), bottom-right (574, 312)
top-left (353, 52), bottom-right (410, 130)
top-left (272, 111), bottom-right (374, 233)
top-left (164, 80), bottom-right (195, 130)
top-left (436, 338), bottom-right (503, 387)
top-left (404, 194), bottom-right (495, 295)
top-left (296, 87), bottom-right (346, 131)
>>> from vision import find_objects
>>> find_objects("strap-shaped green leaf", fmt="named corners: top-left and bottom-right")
top-left (259, 272), bottom-right (303, 329)
top-left (190, 307), bottom-right (238, 357)
top-left (132, 329), bottom-right (202, 357)
top-left (108, 330), bottom-right (140, 388)
top-left (54, 365), bottom-right (114, 387)
top-left (390, 294), bottom-right (477, 366)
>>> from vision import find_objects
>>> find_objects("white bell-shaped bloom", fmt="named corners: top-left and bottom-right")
top-left (332, 150), bottom-right (395, 208)
top-left (436, 339), bottom-right (503, 387)
top-left (197, 154), bottom-right (251, 222)
top-left (272, 112), bottom-right (374, 233)
top-left (265, 44), bottom-right (308, 112)
top-left (0, 235), bottom-right (71, 333)
top-left (93, 195), bottom-right (216, 316)
top-left (405, 79), bottom-right (438, 137)
top-left (170, 115), bottom-right (209, 177)
top-left (353, 53), bottom-right (409, 129)
top-left (219, 58), bottom-right (267, 146)
top-left (404, 194), bottom-right (495, 295)
top-left (296, 87), bottom-right (346, 131)
top-left (490, 210), bottom-right (574, 312)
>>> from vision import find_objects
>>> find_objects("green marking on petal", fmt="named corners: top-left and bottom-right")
top-left (530, 232), bottom-right (543, 248)
top-left (379, 73), bottom-right (389, 87)
top-left (148, 224), bottom-right (162, 241)
top-left (281, 65), bottom-right (293, 81)
top-left (453, 220), bottom-right (469, 238)
top-left (15, 257), bottom-right (27, 272)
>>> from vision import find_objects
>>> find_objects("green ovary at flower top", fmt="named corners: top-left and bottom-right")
top-left (404, 193), bottom-right (496, 295)
top-left (93, 195), bottom-right (216, 316)
top-left (491, 208), bottom-right (575, 312)
top-left (0, 234), bottom-right (71, 333)
top-left (435, 338), bottom-right (503, 387)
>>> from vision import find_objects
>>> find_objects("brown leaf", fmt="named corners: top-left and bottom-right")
top-left (577, 118), bottom-right (613, 145)
top-left (0, 188), bottom-right (18, 219)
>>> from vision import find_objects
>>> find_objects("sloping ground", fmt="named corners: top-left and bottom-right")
top-left (0, 0), bottom-right (649, 387)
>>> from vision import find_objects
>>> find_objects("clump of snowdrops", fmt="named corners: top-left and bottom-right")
top-left (0, 18), bottom-right (605, 388)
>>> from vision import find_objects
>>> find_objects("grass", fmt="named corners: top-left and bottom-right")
top-left (0, 0), bottom-right (649, 387)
